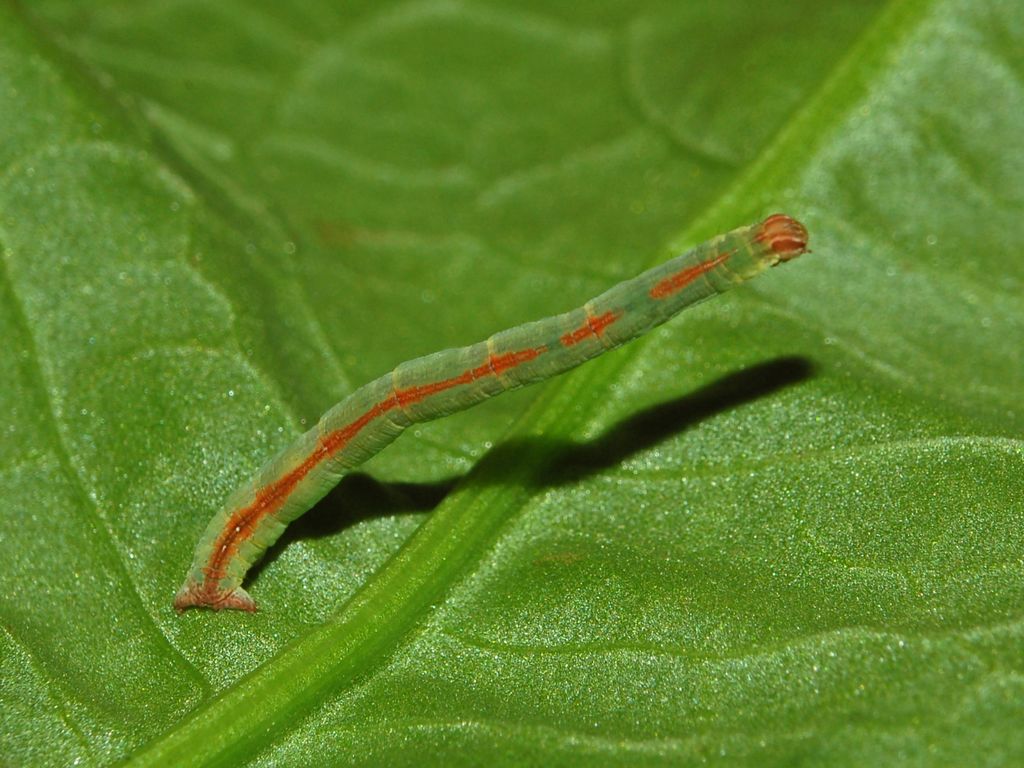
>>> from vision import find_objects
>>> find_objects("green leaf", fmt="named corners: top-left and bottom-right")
top-left (1, 0), bottom-right (1021, 765)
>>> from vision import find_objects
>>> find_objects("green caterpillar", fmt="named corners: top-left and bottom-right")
top-left (175, 214), bottom-right (809, 612)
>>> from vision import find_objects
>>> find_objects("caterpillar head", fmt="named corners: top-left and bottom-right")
top-left (757, 214), bottom-right (809, 263)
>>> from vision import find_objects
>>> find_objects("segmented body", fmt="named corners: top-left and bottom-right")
top-left (174, 214), bottom-right (809, 611)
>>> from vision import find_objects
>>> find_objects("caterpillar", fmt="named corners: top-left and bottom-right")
top-left (174, 214), bottom-right (809, 611)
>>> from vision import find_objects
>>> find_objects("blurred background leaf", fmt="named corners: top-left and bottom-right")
top-left (0, 0), bottom-right (1021, 765)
